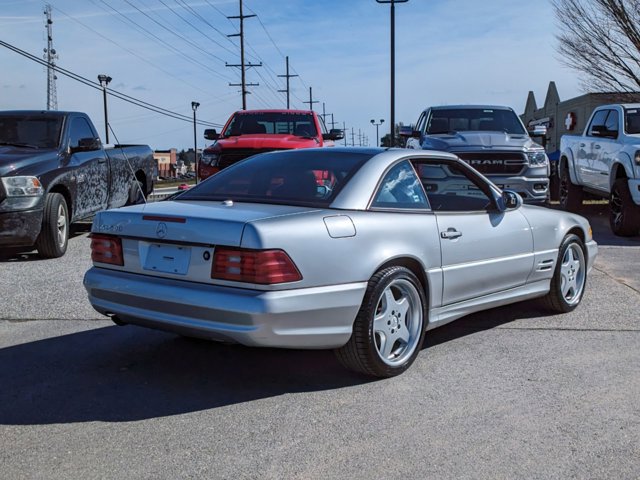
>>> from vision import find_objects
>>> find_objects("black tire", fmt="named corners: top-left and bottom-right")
top-left (126, 179), bottom-right (145, 205)
top-left (541, 234), bottom-right (587, 313)
top-left (334, 266), bottom-right (427, 378)
top-left (35, 192), bottom-right (69, 258)
top-left (609, 178), bottom-right (640, 237)
top-left (558, 163), bottom-right (583, 212)
top-left (549, 165), bottom-right (559, 202)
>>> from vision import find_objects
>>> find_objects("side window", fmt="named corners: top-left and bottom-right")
top-left (68, 117), bottom-right (95, 148)
top-left (371, 161), bottom-right (429, 209)
top-left (604, 110), bottom-right (619, 135)
top-left (587, 110), bottom-right (609, 137)
top-left (413, 160), bottom-right (494, 212)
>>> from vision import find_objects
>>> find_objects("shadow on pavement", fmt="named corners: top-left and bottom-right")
top-left (0, 222), bottom-right (91, 262)
top-left (0, 324), bottom-right (369, 425)
top-left (0, 298), bottom-right (556, 426)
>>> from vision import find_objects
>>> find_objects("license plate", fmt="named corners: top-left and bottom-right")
top-left (143, 243), bottom-right (191, 275)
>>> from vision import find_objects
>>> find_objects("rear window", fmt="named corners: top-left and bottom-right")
top-left (223, 112), bottom-right (318, 137)
top-left (426, 108), bottom-right (526, 135)
top-left (178, 150), bottom-right (372, 207)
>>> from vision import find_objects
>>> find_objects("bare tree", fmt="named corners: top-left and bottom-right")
top-left (554, 0), bottom-right (640, 92)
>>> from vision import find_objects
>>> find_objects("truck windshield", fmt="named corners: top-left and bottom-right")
top-left (426, 108), bottom-right (526, 135)
top-left (0, 115), bottom-right (63, 149)
top-left (625, 108), bottom-right (640, 134)
top-left (223, 112), bottom-right (318, 137)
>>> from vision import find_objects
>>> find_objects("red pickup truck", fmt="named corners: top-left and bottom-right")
top-left (198, 109), bottom-right (344, 180)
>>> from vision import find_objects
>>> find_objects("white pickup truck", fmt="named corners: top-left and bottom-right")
top-left (559, 104), bottom-right (640, 236)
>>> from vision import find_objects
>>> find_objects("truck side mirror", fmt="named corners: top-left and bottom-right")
top-left (399, 126), bottom-right (421, 138)
top-left (323, 129), bottom-right (344, 141)
top-left (70, 137), bottom-right (102, 153)
top-left (204, 129), bottom-right (219, 141)
top-left (530, 125), bottom-right (547, 137)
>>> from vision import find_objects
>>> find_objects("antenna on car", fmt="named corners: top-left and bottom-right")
top-left (107, 124), bottom-right (147, 205)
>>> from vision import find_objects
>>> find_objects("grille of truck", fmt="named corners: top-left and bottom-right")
top-left (218, 149), bottom-right (279, 169)
top-left (455, 152), bottom-right (526, 175)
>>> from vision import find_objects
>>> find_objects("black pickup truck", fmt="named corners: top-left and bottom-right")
top-left (0, 110), bottom-right (154, 257)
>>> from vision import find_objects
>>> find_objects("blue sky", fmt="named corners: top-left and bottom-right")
top-left (1, 0), bottom-right (582, 150)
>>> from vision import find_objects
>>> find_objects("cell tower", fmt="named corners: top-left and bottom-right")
top-left (43, 4), bottom-right (58, 110)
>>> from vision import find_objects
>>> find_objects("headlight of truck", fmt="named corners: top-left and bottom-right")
top-left (1, 176), bottom-right (44, 197)
top-left (526, 150), bottom-right (549, 166)
top-left (201, 154), bottom-right (219, 167)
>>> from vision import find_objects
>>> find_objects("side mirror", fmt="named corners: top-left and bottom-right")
top-left (204, 129), bottom-right (219, 141)
top-left (399, 126), bottom-right (420, 138)
top-left (502, 190), bottom-right (523, 210)
top-left (71, 137), bottom-right (102, 153)
top-left (322, 129), bottom-right (344, 141)
top-left (590, 125), bottom-right (606, 137)
top-left (530, 125), bottom-right (547, 137)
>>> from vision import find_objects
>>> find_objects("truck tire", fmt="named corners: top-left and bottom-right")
top-left (35, 192), bottom-right (69, 258)
top-left (559, 164), bottom-right (583, 212)
top-left (609, 178), bottom-right (640, 236)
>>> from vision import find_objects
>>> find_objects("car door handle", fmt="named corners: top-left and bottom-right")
top-left (594, 144), bottom-right (601, 149)
top-left (579, 143), bottom-right (585, 147)
top-left (441, 228), bottom-right (462, 239)
top-left (98, 158), bottom-right (107, 164)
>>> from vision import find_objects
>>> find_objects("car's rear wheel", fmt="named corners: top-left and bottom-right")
top-left (335, 266), bottom-right (426, 377)
top-left (35, 192), bottom-right (69, 258)
top-left (558, 163), bottom-right (583, 212)
top-left (541, 234), bottom-right (587, 313)
top-left (609, 178), bottom-right (640, 237)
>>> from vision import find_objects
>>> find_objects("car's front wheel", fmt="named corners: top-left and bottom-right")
top-left (541, 234), bottom-right (587, 313)
top-left (335, 266), bottom-right (426, 377)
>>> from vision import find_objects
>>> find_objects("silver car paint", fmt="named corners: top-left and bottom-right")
top-left (84, 149), bottom-right (597, 349)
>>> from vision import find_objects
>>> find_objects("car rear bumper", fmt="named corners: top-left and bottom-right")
top-left (0, 208), bottom-right (43, 247)
top-left (84, 267), bottom-right (367, 349)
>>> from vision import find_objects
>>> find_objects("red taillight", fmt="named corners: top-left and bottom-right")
top-left (90, 234), bottom-right (124, 266)
top-left (212, 248), bottom-right (302, 284)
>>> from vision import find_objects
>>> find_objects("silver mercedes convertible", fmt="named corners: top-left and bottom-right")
top-left (84, 148), bottom-right (598, 377)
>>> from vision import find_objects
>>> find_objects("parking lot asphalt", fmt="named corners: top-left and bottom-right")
top-left (0, 204), bottom-right (638, 479)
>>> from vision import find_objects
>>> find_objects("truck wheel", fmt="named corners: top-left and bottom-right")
top-left (334, 266), bottom-right (426, 378)
top-left (559, 164), bottom-right (583, 211)
top-left (35, 192), bottom-right (69, 258)
top-left (610, 178), bottom-right (640, 236)
top-left (541, 234), bottom-right (587, 313)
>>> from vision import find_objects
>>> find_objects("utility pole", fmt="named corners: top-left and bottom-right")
top-left (192, 101), bottom-right (200, 184)
top-left (343, 122), bottom-right (348, 146)
top-left (351, 127), bottom-right (355, 147)
top-left (226, 0), bottom-right (261, 110)
top-left (43, 4), bottom-right (58, 111)
top-left (376, 0), bottom-right (409, 147)
top-left (97, 74), bottom-right (112, 144)
top-left (277, 56), bottom-right (298, 109)
top-left (329, 113), bottom-right (337, 129)
top-left (303, 87), bottom-right (318, 111)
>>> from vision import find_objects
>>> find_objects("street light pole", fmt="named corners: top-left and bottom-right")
top-left (191, 101), bottom-right (200, 184)
top-left (97, 74), bottom-right (112, 144)
top-left (370, 119), bottom-right (385, 147)
top-left (375, 0), bottom-right (408, 147)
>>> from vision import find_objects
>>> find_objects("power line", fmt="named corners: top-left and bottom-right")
top-left (0, 39), bottom-right (222, 128)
